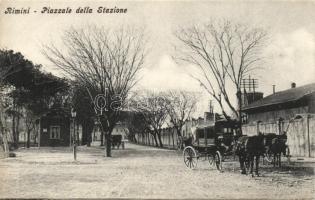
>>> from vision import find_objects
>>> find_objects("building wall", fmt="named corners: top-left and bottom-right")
top-left (308, 93), bottom-right (315, 113)
top-left (242, 114), bottom-right (315, 157)
top-left (40, 115), bottom-right (70, 147)
top-left (247, 106), bottom-right (308, 123)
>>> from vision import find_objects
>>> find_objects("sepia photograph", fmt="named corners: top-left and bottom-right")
top-left (0, 0), bottom-right (314, 199)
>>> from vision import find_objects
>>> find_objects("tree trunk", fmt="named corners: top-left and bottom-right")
top-left (157, 132), bottom-right (163, 148)
top-left (134, 134), bottom-right (137, 143)
top-left (100, 131), bottom-right (104, 146)
top-left (26, 130), bottom-right (31, 148)
top-left (147, 133), bottom-right (150, 145)
top-left (105, 131), bottom-right (112, 157)
top-left (152, 133), bottom-right (159, 147)
top-left (236, 90), bottom-right (243, 135)
top-left (87, 131), bottom-right (91, 147)
top-left (86, 120), bottom-right (94, 147)
top-left (171, 130), bottom-right (175, 148)
top-left (176, 128), bottom-right (182, 137)
top-left (12, 115), bottom-right (17, 149)
top-left (103, 121), bottom-right (113, 157)
top-left (0, 113), bottom-right (9, 157)
top-left (16, 114), bottom-right (20, 148)
top-left (76, 123), bottom-right (80, 145)
top-left (81, 120), bottom-right (87, 145)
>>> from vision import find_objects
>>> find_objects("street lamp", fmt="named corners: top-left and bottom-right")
top-left (71, 108), bottom-right (77, 161)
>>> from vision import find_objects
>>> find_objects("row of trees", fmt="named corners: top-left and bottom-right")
top-left (1, 19), bottom-right (267, 157)
top-left (126, 90), bottom-right (198, 147)
top-left (0, 49), bottom-right (69, 151)
top-left (42, 20), bottom-right (266, 156)
top-left (0, 49), bottom-right (109, 151)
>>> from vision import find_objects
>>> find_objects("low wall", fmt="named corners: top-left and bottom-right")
top-left (134, 128), bottom-right (179, 149)
top-left (242, 114), bottom-right (315, 157)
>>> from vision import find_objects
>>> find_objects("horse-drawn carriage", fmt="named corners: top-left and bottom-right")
top-left (182, 120), bottom-right (239, 171)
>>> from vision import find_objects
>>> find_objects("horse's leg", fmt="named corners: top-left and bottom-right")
top-left (239, 155), bottom-right (246, 174)
top-left (278, 153), bottom-right (281, 167)
top-left (255, 155), bottom-right (260, 177)
top-left (273, 153), bottom-right (276, 167)
top-left (249, 155), bottom-right (254, 177)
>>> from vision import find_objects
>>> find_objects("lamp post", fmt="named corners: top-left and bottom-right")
top-left (71, 108), bottom-right (77, 161)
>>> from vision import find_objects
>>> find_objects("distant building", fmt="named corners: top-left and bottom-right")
top-left (39, 109), bottom-right (71, 147)
top-left (243, 83), bottom-right (315, 129)
top-left (112, 121), bottom-right (129, 141)
top-left (242, 82), bottom-right (315, 157)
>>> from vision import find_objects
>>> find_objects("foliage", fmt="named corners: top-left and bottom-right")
top-left (0, 49), bottom-right (69, 148)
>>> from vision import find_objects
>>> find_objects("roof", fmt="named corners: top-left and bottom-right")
top-left (243, 83), bottom-right (315, 111)
top-left (196, 122), bottom-right (215, 129)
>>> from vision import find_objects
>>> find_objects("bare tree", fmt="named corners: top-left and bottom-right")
top-left (132, 91), bottom-right (168, 147)
top-left (42, 25), bottom-right (147, 157)
top-left (174, 20), bottom-right (267, 121)
top-left (164, 90), bottom-right (197, 138)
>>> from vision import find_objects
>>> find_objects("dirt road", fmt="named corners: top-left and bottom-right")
top-left (0, 143), bottom-right (313, 199)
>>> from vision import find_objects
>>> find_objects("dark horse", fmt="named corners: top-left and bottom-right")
top-left (264, 132), bottom-right (288, 167)
top-left (111, 135), bottom-right (122, 149)
top-left (234, 134), bottom-right (265, 177)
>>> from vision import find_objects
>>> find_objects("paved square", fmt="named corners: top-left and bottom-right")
top-left (0, 143), bottom-right (314, 199)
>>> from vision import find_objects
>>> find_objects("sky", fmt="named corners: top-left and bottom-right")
top-left (1, 0), bottom-right (315, 117)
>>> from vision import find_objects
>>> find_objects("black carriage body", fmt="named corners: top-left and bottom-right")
top-left (183, 120), bottom-right (239, 171)
top-left (191, 120), bottom-right (238, 154)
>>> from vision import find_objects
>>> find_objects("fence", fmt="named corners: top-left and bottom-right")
top-left (134, 128), bottom-right (179, 149)
top-left (242, 114), bottom-right (315, 157)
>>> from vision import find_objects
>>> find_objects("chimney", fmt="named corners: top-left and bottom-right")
top-left (291, 82), bottom-right (296, 88)
top-left (272, 85), bottom-right (276, 94)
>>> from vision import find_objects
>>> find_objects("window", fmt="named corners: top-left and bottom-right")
top-left (257, 121), bottom-right (262, 134)
top-left (50, 126), bottom-right (61, 139)
top-left (241, 113), bottom-right (248, 124)
top-left (278, 118), bottom-right (284, 135)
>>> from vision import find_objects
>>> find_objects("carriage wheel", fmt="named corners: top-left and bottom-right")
top-left (183, 146), bottom-right (198, 169)
top-left (214, 151), bottom-right (222, 172)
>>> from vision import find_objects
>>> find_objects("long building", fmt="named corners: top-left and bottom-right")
top-left (242, 82), bottom-right (315, 157)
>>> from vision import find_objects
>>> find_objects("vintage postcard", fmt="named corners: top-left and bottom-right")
top-left (0, 0), bottom-right (314, 199)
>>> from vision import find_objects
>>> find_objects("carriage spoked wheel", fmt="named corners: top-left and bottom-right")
top-left (214, 151), bottom-right (223, 172)
top-left (183, 146), bottom-right (198, 169)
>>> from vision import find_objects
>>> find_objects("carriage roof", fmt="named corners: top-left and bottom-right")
top-left (190, 122), bottom-right (215, 138)
top-left (191, 120), bottom-right (238, 138)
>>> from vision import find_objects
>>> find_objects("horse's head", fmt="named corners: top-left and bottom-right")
top-left (279, 131), bottom-right (287, 139)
